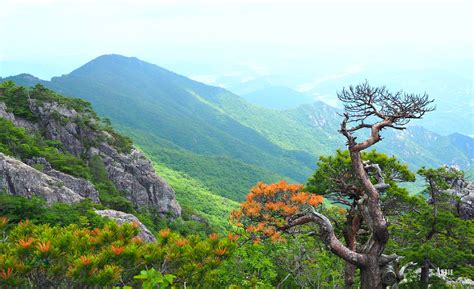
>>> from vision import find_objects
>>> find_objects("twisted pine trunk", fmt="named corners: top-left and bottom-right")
top-left (343, 212), bottom-right (361, 289)
top-left (349, 150), bottom-right (389, 289)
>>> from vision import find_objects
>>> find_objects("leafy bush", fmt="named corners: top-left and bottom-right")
top-left (0, 81), bottom-right (37, 121)
top-left (0, 194), bottom-right (105, 228)
top-left (0, 218), bottom-right (237, 288)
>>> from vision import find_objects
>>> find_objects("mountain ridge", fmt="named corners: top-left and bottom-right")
top-left (2, 54), bottom-right (472, 201)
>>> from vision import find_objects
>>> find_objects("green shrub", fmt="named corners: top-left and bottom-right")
top-left (0, 218), bottom-right (237, 288)
top-left (0, 194), bottom-right (105, 228)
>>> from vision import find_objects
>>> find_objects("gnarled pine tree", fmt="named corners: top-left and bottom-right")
top-left (335, 81), bottom-right (434, 288)
top-left (233, 81), bottom-right (434, 289)
top-left (306, 150), bottom-right (417, 288)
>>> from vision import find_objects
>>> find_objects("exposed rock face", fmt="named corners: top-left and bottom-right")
top-left (0, 102), bottom-right (38, 132)
top-left (445, 169), bottom-right (474, 219)
top-left (93, 144), bottom-right (181, 216)
top-left (0, 102), bottom-right (14, 121)
top-left (458, 183), bottom-right (474, 219)
top-left (0, 153), bottom-right (84, 204)
top-left (95, 209), bottom-right (156, 243)
top-left (0, 97), bottom-right (181, 217)
top-left (46, 169), bottom-right (100, 203)
top-left (25, 157), bottom-right (100, 203)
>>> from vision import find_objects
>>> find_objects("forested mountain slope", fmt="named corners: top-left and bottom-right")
top-left (2, 54), bottom-right (473, 203)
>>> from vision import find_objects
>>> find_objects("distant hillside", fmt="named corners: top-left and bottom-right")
top-left (291, 69), bottom-right (474, 136)
top-left (3, 55), bottom-right (315, 201)
top-left (3, 54), bottom-right (473, 201)
top-left (242, 86), bottom-right (315, 109)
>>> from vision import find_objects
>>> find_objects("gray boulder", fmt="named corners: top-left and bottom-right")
top-left (0, 153), bottom-right (84, 204)
top-left (95, 209), bottom-right (156, 242)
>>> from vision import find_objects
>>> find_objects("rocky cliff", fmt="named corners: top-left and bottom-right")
top-left (0, 83), bottom-right (181, 217)
top-left (444, 167), bottom-right (474, 219)
top-left (0, 153), bottom-right (86, 204)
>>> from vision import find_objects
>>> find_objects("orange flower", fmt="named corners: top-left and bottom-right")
top-left (282, 205), bottom-right (298, 215)
top-left (175, 239), bottom-right (189, 247)
top-left (227, 233), bottom-right (239, 242)
top-left (291, 192), bottom-right (310, 203)
top-left (159, 228), bottom-right (171, 238)
top-left (265, 202), bottom-right (278, 211)
top-left (264, 227), bottom-right (276, 236)
top-left (90, 228), bottom-right (101, 236)
top-left (208, 233), bottom-right (219, 241)
top-left (253, 238), bottom-right (261, 245)
top-left (246, 192), bottom-right (256, 202)
top-left (214, 248), bottom-right (227, 256)
top-left (18, 238), bottom-right (34, 249)
top-left (287, 183), bottom-right (304, 192)
top-left (0, 268), bottom-right (12, 280)
top-left (0, 216), bottom-right (8, 228)
top-left (230, 210), bottom-right (242, 220)
top-left (111, 245), bottom-right (124, 256)
top-left (250, 182), bottom-right (265, 195)
top-left (256, 222), bottom-right (267, 232)
top-left (276, 180), bottom-right (289, 190)
top-left (268, 201), bottom-right (286, 211)
top-left (243, 201), bottom-right (261, 217)
top-left (246, 225), bottom-right (256, 233)
top-left (308, 195), bottom-right (324, 207)
top-left (80, 256), bottom-right (92, 266)
top-left (271, 232), bottom-right (283, 243)
top-left (37, 240), bottom-right (51, 253)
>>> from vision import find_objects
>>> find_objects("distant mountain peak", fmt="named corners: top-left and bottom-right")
top-left (69, 54), bottom-right (144, 75)
top-left (91, 54), bottom-right (141, 63)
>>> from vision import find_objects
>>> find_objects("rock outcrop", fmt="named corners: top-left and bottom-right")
top-left (0, 153), bottom-right (84, 204)
top-left (25, 157), bottom-right (100, 203)
top-left (95, 209), bottom-right (156, 242)
top-left (457, 182), bottom-right (474, 219)
top-left (0, 94), bottom-right (181, 217)
top-left (0, 102), bottom-right (38, 132)
top-left (444, 168), bottom-right (474, 219)
top-left (30, 99), bottom-right (181, 216)
top-left (93, 144), bottom-right (181, 216)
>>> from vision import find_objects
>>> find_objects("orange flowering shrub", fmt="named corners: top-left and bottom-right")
top-left (231, 180), bottom-right (324, 243)
top-left (111, 245), bottom-right (125, 256)
top-left (18, 238), bottom-right (33, 249)
top-left (37, 240), bottom-right (51, 253)
top-left (175, 238), bottom-right (190, 247)
top-left (208, 233), bottom-right (219, 241)
top-left (159, 228), bottom-right (171, 238)
top-left (0, 217), bottom-right (237, 288)
top-left (0, 268), bottom-right (12, 281)
top-left (214, 248), bottom-right (227, 256)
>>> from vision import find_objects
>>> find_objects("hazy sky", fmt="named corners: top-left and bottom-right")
top-left (1, 0), bottom-right (473, 85)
